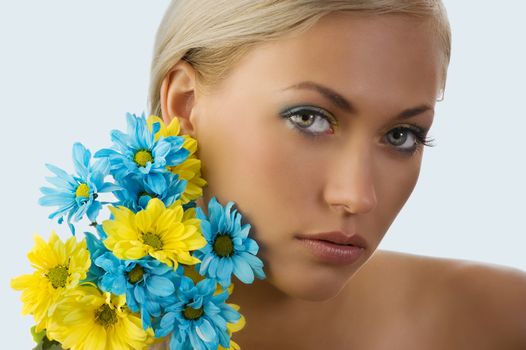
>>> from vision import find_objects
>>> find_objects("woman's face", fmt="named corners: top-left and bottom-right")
top-left (165, 12), bottom-right (443, 301)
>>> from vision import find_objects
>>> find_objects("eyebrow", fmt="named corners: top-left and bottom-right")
top-left (282, 81), bottom-right (433, 120)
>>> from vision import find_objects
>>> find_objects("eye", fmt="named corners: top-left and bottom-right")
top-left (280, 105), bottom-right (335, 136)
top-left (385, 126), bottom-right (434, 155)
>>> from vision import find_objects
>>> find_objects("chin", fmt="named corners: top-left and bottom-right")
top-left (269, 266), bottom-right (353, 302)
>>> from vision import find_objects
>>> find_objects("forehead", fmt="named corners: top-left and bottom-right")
top-left (217, 12), bottom-right (443, 113)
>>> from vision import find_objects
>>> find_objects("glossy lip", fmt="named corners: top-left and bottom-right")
top-left (295, 231), bottom-right (368, 249)
top-left (294, 231), bottom-right (367, 265)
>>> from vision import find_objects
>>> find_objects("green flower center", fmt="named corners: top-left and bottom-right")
top-left (213, 234), bottom-right (234, 257)
top-left (134, 150), bottom-right (153, 167)
top-left (183, 305), bottom-right (204, 320)
top-left (94, 304), bottom-right (118, 327)
top-left (142, 232), bottom-right (163, 250)
top-left (47, 265), bottom-right (68, 289)
top-left (127, 265), bottom-right (145, 284)
top-left (75, 183), bottom-right (90, 198)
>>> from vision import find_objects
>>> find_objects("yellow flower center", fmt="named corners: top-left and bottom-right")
top-left (47, 265), bottom-right (69, 289)
top-left (127, 265), bottom-right (145, 284)
top-left (75, 183), bottom-right (90, 198)
top-left (95, 304), bottom-right (118, 327)
top-left (142, 232), bottom-right (163, 250)
top-left (134, 150), bottom-right (153, 167)
top-left (183, 305), bottom-right (204, 320)
top-left (213, 234), bottom-right (234, 257)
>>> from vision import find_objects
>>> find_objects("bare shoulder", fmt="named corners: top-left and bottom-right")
top-left (369, 250), bottom-right (526, 348)
top-left (438, 255), bottom-right (526, 346)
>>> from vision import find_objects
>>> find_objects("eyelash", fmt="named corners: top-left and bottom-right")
top-left (388, 126), bottom-right (435, 156)
top-left (279, 105), bottom-right (435, 156)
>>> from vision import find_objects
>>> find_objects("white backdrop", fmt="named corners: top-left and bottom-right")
top-left (1, 1), bottom-right (524, 348)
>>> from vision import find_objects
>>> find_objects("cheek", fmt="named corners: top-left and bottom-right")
top-left (194, 100), bottom-right (306, 240)
top-left (372, 153), bottom-right (422, 242)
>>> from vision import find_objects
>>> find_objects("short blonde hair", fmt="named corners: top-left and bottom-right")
top-left (148, 0), bottom-right (451, 117)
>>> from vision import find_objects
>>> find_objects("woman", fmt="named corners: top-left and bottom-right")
top-left (146, 0), bottom-right (526, 349)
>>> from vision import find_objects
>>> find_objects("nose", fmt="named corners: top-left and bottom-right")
top-left (323, 144), bottom-right (378, 215)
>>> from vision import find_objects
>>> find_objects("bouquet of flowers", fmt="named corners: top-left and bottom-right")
top-left (11, 113), bottom-right (266, 350)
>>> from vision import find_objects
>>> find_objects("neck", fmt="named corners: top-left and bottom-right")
top-left (229, 277), bottom-right (295, 309)
top-left (227, 276), bottom-right (347, 348)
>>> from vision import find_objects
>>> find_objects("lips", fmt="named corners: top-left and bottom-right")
top-left (294, 231), bottom-right (366, 265)
top-left (295, 231), bottom-right (367, 249)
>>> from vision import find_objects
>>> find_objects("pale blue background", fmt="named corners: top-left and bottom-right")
top-left (1, 1), bottom-right (524, 348)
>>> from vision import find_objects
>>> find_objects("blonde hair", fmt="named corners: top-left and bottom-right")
top-left (148, 0), bottom-right (451, 117)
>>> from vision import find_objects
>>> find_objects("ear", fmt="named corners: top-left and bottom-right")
top-left (160, 60), bottom-right (198, 136)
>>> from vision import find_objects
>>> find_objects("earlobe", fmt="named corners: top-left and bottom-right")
top-left (160, 60), bottom-right (198, 136)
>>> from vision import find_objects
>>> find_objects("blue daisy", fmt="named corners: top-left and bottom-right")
top-left (84, 231), bottom-right (109, 283)
top-left (91, 251), bottom-right (183, 329)
top-left (38, 142), bottom-right (117, 233)
top-left (194, 197), bottom-right (266, 289)
top-left (155, 277), bottom-right (240, 350)
top-left (94, 112), bottom-right (189, 187)
top-left (113, 171), bottom-right (187, 212)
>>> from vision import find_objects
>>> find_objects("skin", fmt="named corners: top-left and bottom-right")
top-left (155, 12), bottom-right (526, 350)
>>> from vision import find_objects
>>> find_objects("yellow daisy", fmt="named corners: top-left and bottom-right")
top-left (147, 115), bottom-right (207, 204)
top-left (102, 198), bottom-right (206, 268)
top-left (10, 232), bottom-right (90, 331)
top-left (46, 285), bottom-right (153, 350)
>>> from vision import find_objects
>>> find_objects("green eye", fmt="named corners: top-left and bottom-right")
top-left (280, 105), bottom-right (336, 137)
top-left (386, 126), bottom-right (434, 155)
top-left (387, 128), bottom-right (412, 146)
